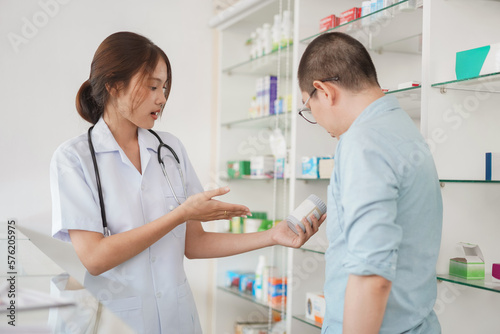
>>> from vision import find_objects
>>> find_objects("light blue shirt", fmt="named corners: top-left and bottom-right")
top-left (322, 95), bottom-right (443, 334)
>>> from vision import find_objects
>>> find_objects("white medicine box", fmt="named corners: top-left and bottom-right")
top-left (306, 292), bottom-right (325, 324)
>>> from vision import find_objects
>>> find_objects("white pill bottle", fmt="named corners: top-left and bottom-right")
top-left (286, 194), bottom-right (327, 234)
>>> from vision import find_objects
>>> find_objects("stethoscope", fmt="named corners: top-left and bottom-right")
top-left (87, 126), bottom-right (187, 237)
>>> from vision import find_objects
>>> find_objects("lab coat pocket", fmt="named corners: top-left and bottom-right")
top-left (163, 185), bottom-right (187, 238)
top-left (105, 296), bottom-right (144, 333)
top-left (177, 280), bottom-right (202, 333)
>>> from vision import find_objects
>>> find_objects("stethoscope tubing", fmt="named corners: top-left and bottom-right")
top-left (88, 126), bottom-right (186, 236)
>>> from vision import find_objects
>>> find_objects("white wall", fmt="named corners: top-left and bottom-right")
top-left (0, 0), bottom-right (216, 331)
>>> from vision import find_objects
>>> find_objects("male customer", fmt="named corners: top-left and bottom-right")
top-left (297, 32), bottom-right (443, 333)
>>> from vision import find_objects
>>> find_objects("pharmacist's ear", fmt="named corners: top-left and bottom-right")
top-left (312, 80), bottom-right (336, 106)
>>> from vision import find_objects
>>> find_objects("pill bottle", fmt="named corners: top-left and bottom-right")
top-left (286, 194), bottom-right (326, 234)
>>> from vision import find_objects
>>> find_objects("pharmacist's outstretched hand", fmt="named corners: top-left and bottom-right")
top-left (179, 187), bottom-right (251, 222)
top-left (270, 213), bottom-right (326, 248)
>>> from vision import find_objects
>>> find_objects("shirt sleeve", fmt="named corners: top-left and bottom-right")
top-left (50, 146), bottom-right (103, 242)
top-left (339, 129), bottom-right (403, 282)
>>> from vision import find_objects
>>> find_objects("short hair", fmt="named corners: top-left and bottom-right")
top-left (298, 32), bottom-right (379, 94)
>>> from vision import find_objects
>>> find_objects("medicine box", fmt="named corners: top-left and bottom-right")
top-left (239, 273), bottom-right (255, 293)
top-left (227, 161), bottom-right (250, 179)
top-left (493, 264), bottom-right (500, 282)
top-left (456, 42), bottom-right (500, 80)
top-left (234, 322), bottom-right (269, 334)
top-left (306, 292), bottom-right (326, 324)
top-left (319, 14), bottom-right (339, 32)
top-left (339, 7), bottom-right (362, 25)
top-left (226, 270), bottom-right (243, 288)
top-left (449, 242), bottom-right (485, 280)
top-left (319, 157), bottom-right (334, 179)
top-left (251, 155), bottom-right (274, 177)
top-left (397, 81), bottom-right (420, 90)
top-left (485, 152), bottom-right (500, 180)
top-left (302, 156), bottom-right (319, 179)
top-left (268, 277), bottom-right (287, 305)
top-left (256, 76), bottom-right (277, 116)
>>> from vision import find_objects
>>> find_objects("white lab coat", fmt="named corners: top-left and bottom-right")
top-left (50, 117), bottom-right (203, 334)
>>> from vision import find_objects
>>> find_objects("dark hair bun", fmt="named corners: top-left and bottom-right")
top-left (76, 79), bottom-right (101, 124)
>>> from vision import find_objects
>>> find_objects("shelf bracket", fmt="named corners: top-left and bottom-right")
top-left (440, 182), bottom-right (445, 188)
top-left (440, 87), bottom-right (447, 94)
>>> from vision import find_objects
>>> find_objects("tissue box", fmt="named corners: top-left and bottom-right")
top-left (485, 152), bottom-right (500, 180)
top-left (227, 161), bottom-right (250, 179)
top-left (493, 264), bottom-right (500, 282)
top-left (449, 243), bottom-right (485, 280)
top-left (302, 157), bottom-right (319, 179)
top-left (306, 292), bottom-right (326, 324)
top-left (456, 42), bottom-right (500, 80)
top-left (319, 157), bottom-right (335, 179)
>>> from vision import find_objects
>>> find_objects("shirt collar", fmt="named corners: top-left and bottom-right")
top-left (90, 117), bottom-right (159, 153)
top-left (339, 94), bottom-right (400, 140)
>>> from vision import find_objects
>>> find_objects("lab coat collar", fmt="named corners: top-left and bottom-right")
top-left (91, 117), bottom-right (159, 153)
top-left (90, 117), bottom-right (121, 153)
top-left (138, 127), bottom-right (159, 153)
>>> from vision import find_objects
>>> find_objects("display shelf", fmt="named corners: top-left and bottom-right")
top-left (431, 72), bottom-right (500, 93)
top-left (217, 286), bottom-right (285, 313)
top-left (300, 0), bottom-right (422, 55)
top-left (222, 112), bottom-right (292, 129)
top-left (439, 179), bottom-right (500, 184)
top-left (386, 86), bottom-right (421, 118)
top-left (299, 246), bottom-right (326, 255)
top-left (296, 178), bottom-right (330, 182)
top-left (222, 45), bottom-right (294, 76)
top-left (220, 176), bottom-right (288, 182)
top-left (292, 315), bottom-right (322, 329)
top-left (437, 274), bottom-right (500, 294)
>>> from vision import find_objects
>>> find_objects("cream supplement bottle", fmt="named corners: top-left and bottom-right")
top-left (287, 194), bottom-right (326, 234)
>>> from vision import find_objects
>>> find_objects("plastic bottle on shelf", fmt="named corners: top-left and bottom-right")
top-left (254, 255), bottom-right (267, 300)
top-left (272, 14), bottom-right (281, 52)
top-left (281, 10), bottom-right (293, 48)
top-left (255, 27), bottom-right (263, 58)
top-left (249, 32), bottom-right (257, 59)
top-left (262, 23), bottom-right (273, 55)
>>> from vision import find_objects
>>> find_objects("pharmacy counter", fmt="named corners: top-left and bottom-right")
top-left (0, 230), bottom-right (135, 333)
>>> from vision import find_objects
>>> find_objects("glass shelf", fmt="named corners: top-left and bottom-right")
top-left (431, 72), bottom-right (500, 93)
top-left (386, 86), bottom-right (421, 117)
top-left (296, 178), bottom-right (330, 182)
top-left (217, 286), bottom-right (285, 313)
top-left (222, 45), bottom-right (294, 76)
top-left (439, 179), bottom-right (500, 184)
top-left (300, 0), bottom-right (422, 55)
top-left (293, 314), bottom-right (322, 329)
top-left (222, 112), bottom-right (292, 129)
top-left (437, 274), bottom-right (500, 294)
top-left (299, 247), bottom-right (326, 255)
top-left (220, 176), bottom-right (288, 182)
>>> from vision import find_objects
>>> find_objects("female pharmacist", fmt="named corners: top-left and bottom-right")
top-left (50, 32), bottom-right (325, 334)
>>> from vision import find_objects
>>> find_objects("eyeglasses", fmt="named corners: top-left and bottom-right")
top-left (298, 76), bottom-right (340, 124)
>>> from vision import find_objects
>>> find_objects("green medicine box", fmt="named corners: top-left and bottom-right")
top-left (227, 160), bottom-right (250, 179)
top-left (449, 242), bottom-right (485, 280)
top-left (455, 42), bottom-right (500, 80)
